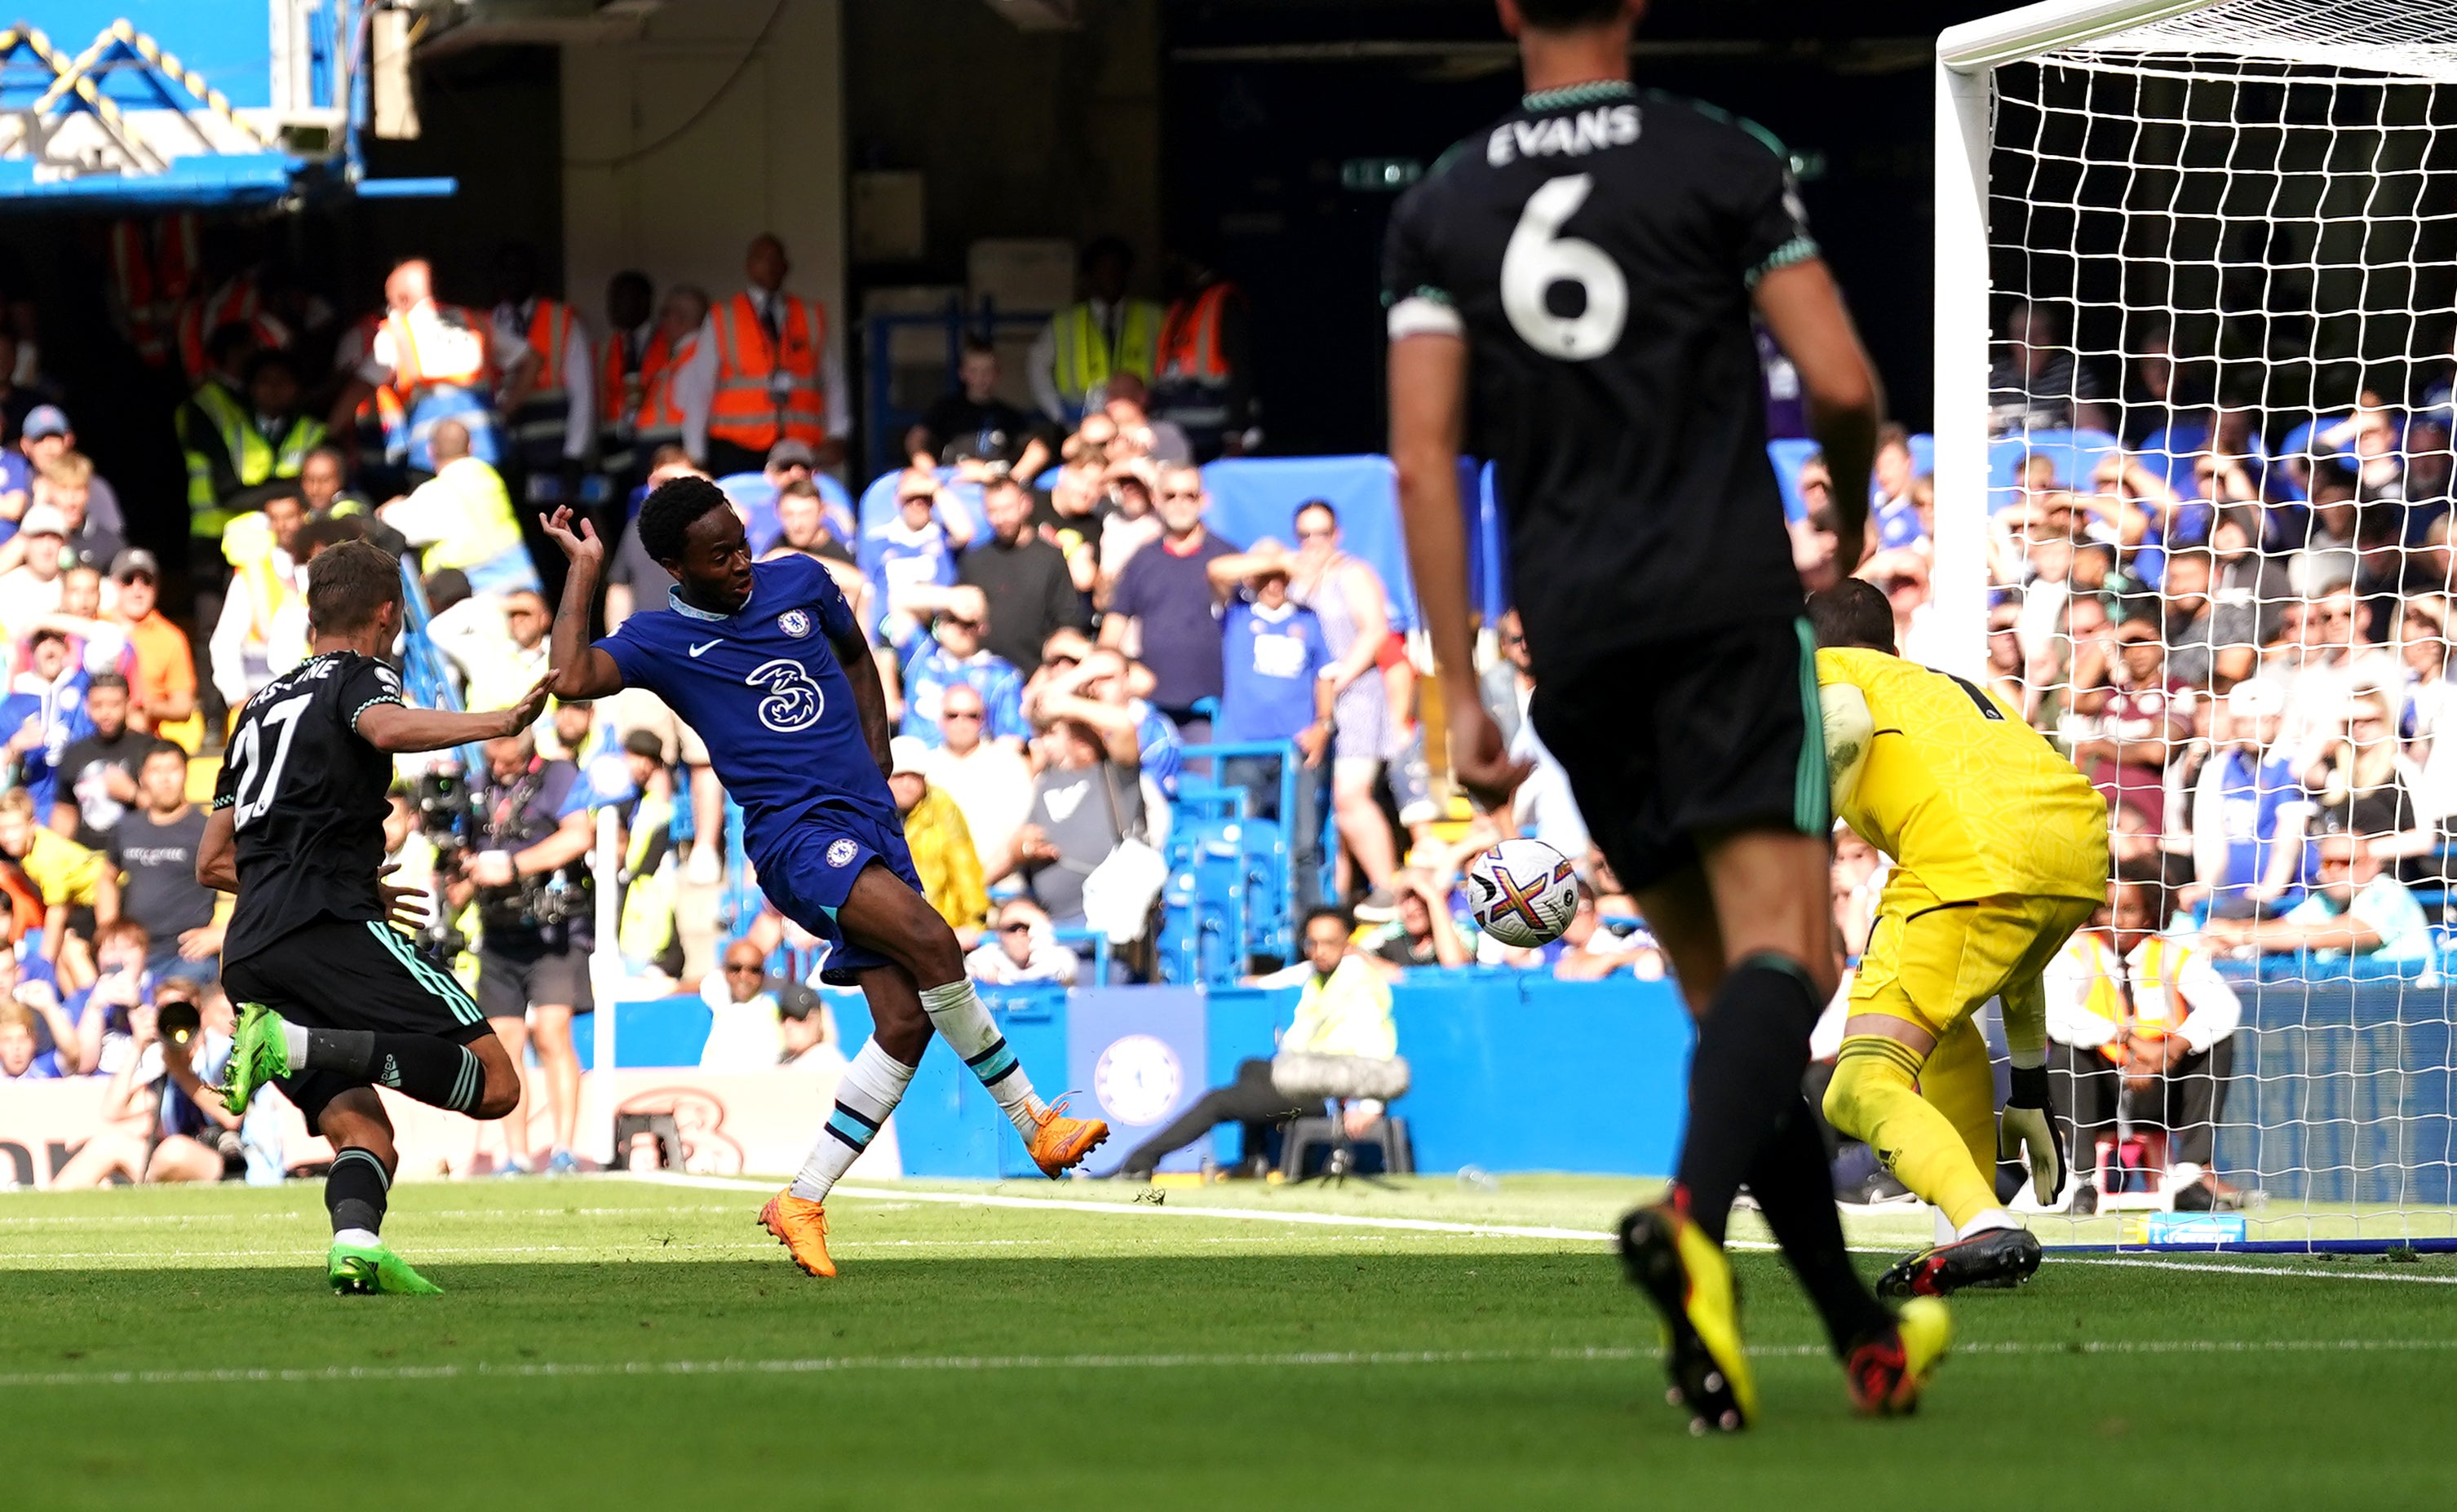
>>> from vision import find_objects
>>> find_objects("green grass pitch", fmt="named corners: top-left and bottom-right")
top-left (6, 1174), bottom-right (2455, 1510)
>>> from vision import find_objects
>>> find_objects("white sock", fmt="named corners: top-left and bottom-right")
top-left (281, 1021), bottom-right (311, 1066)
top-left (789, 1039), bottom-right (918, 1203)
top-left (334, 1227), bottom-right (381, 1249)
top-left (1956, 1209), bottom-right (2021, 1239)
top-left (918, 979), bottom-right (1046, 1139)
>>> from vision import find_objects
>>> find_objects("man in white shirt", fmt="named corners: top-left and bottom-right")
top-left (921, 682), bottom-right (1034, 873)
top-left (0, 502), bottom-right (68, 642)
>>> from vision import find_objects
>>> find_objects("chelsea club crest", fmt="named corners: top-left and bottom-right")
top-left (777, 609), bottom-right (812, 638)
top-left (826, 838), bottom-right (859, 868)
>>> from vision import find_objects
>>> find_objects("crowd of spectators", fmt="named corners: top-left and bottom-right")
top-left (20, 224), bottom-right (2457, 1197)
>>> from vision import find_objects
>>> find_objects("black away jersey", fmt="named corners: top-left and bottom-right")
top-left (213, 650), bottom-right (405, 964)
top-left (1383, 84), bottom-right (1817, 672)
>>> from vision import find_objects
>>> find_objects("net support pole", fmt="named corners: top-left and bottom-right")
top-left (590, 804), bottom-right (620, 1168)
top-left (1928, 50), bottom-right (1995, 682)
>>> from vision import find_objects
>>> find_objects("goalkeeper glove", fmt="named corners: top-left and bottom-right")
top-left (1999, 1063), bottom-right (2068, 1206)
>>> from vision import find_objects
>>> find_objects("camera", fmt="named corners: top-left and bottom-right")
top-left (415, 767), bottom-right (475, 857)
top-left (157, 1001), bottom-right (201, 1047)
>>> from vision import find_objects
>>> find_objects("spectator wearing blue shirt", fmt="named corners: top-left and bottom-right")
top-left (0, 1000), bottom-right (66, 1080)
top-left (548, 697), bottom-right (640, 816)
top-left (2189, 676), bottom-right (2312, 920)
top-left (2, 626), bottom-right (92, 815)
top-left (1870, 425), bottom-right (1929, 551)
top-left (868, 469), bottom-right (973, 637)
top-left (896, 586), bottom-right (1028, 749)
top-left (1206, 543), bottom-right (1332, 904)
top-left (719, 439), bottom-right (857, 555)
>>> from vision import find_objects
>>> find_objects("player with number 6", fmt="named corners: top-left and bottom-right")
top-left (534, 481), bottom-right (1108, 1280)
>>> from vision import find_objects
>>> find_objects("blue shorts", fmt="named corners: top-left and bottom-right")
top-left (754, 809), bottom-right (923, 984)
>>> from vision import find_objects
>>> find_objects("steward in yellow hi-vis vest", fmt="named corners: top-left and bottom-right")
top-left (1807, 580), bottom-right (2109, 1298)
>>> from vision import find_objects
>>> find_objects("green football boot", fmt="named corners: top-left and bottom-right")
top-left (327, 1239), bottom-right (444, 1296)
top-left (218, 1002), bottom-right (291, 1115)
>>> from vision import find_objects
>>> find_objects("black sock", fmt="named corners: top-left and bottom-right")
top-left (326, 1147), bottom-right (391, 1236)
top-left (303, 1030), bottom-right (483, 1113)
top-left (1743, 1096), bottom-right (1893, 1355)
top-left (1675, 955), bottom-right (1825, 1244)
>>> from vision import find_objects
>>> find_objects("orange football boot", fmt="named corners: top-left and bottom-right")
top-left (1026, 1097), bottom-right (1110, 1178)
top-left (758, 1189), bottom-right (837, 1277)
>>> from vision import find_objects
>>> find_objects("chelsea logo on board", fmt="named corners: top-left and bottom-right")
top-left (777, 609), bottom-right (812, 638)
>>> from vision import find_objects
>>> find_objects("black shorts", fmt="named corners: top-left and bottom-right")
top-left (1527, 615), bottom-right (1828, 892)
top-left (220, 916), bottom-right (490, 1129)
top-left (476, 935), bottom-right (596, 1020)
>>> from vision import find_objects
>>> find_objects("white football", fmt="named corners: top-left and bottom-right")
top-left (1465, 838), bottom-right (1580, 948)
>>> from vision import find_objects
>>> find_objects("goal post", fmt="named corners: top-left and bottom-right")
top-left (1928, 1), bottom-right (2457, 1250)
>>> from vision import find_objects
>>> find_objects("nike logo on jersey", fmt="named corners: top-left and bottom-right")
top-left (689, 639), bottom-right (722, 657)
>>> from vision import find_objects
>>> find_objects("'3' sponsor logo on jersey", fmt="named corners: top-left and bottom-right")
top-left (747, 658), bottom-right (825, 733)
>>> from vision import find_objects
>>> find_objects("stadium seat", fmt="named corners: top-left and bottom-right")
top-left (1986, 427), bottom-right (2123, 515)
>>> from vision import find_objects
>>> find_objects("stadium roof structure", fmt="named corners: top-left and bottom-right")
top-left (0, 9), bottom-right (450, 211)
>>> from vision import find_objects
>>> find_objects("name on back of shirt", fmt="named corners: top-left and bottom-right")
top-left (1488, 105), bottom-right (1641, 167)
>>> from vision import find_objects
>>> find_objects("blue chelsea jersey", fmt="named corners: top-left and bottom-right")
top-left (597, 555), bottom-right (896, 862)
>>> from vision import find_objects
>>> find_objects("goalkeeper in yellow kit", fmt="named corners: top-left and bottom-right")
top-left (1806, 580), bottom-right (2109, 1297)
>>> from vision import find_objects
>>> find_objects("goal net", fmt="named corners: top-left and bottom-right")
top-left (1933, 0), bottom-right (2457, 1249)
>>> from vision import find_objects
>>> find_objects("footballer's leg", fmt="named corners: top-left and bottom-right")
top-left (314, 1089), bottom-right (442, 1296)
top-left (764, 958), bottom-right (932, 1278)
top-left (221, 922), bottom-right (518, 1122)
top-left (1826, 898), bottom-right (2042, 1298)
top-left (833, 862), bottom-right (1105, 1175)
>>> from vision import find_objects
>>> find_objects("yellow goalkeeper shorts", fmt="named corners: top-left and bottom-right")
top-left (1849, 878), bottom-right (2099, 1043)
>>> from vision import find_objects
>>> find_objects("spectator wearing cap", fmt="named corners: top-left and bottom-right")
top-left (908, 336), bottom-right (1052, 480)
top-left (1205, 538), bottom-right (1334, 904)
top-left (100, 550), bottom-right (196, 745)
top-left (0, 502), bottom-right (68, 643)
top-left (17, 407), bottom-right (126, 548)
top-left (1100, 462), bottom-right (1238, 745)
top-left (956, 474), bottom-right (1087, 674)
top-left (964, 896), bottom-right (1079, 986)
top-left (32, 453), bottom-right (123, 572)
top-left (870, 468), bottom-right (974, 637)
top-left (919, 680), bottom-right (1034, 877)
top-left (892, 585), bottom-right (1028, 750)
top-left (2188, 676), bottom-right (2312, 920)
top-left (888, 735), bottom-right (989, 936)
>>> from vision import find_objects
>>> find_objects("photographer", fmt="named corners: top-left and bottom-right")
top-left (450, 730), bottom-right (595, 1175)
top-left (49, 986), bottom-right (239, 1187)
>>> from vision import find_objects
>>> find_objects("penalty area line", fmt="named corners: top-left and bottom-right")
top-left (7, 1337), bottom-right (2457, 1391)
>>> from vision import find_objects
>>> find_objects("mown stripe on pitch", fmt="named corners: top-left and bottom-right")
top-left (8, 1336), bottom-right (2457, 1390)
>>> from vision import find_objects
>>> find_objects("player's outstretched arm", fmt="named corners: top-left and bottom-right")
top-left (356, 674), bottom-right (556, 754)
top-left (1755, 259), bottom-right (1881, 569)
top-left (1390, 330), bottom-right (1530, 811)
top-left (538, 507), bottom-right (627, 701)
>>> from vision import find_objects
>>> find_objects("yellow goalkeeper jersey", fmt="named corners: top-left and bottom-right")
top-left (1816, 646), bottom-right (2108, 904)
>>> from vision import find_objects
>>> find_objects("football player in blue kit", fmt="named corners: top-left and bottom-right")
top-left (540, 481), bottom-right (1107, 1278)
